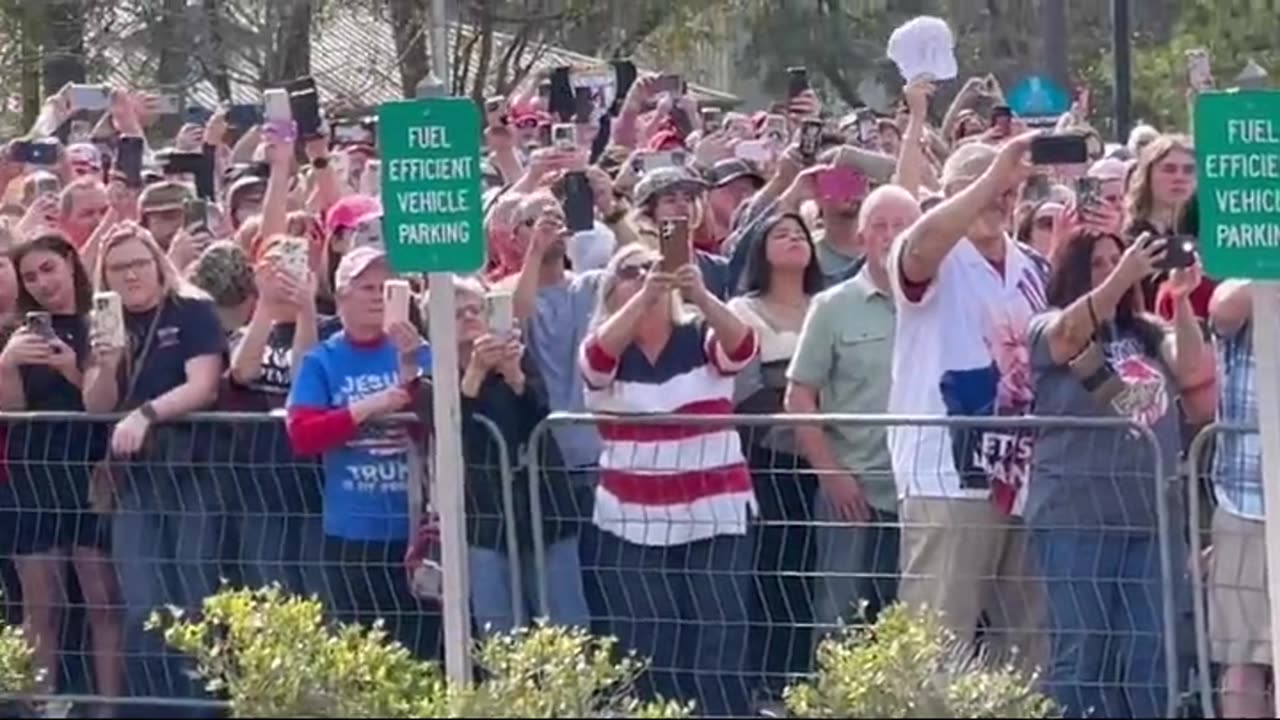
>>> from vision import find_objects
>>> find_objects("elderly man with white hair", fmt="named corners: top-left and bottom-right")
top-left (887, 135), bottom-right (1048, 668)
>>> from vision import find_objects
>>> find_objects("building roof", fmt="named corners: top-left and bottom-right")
top-left (99, 3), bottom-right (739, 112)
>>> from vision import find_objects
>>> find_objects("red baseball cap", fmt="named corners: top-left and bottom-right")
top-left (325, 194), bottom-right (382, 236)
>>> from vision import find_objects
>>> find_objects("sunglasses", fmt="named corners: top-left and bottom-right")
top-left (615, 262), bottom-right (654, 281)
top-left (514, 117), bottom-right (540, 130)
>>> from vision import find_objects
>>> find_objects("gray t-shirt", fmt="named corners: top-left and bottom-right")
top-left (1024, 311), bottom-right (1181, 529)
top-left (525, 271), bottom-right (604, 469)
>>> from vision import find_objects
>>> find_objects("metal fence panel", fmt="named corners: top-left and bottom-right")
top-left (0, 410), bottom-right (511, 717)
top-left (1187, 422), bottom-right (1270, 720)
top-left (526, 412), bottom-right (1182, 718)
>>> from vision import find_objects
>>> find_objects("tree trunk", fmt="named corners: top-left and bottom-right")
top-left (388, 0), bottom-right (429, 98)
top-left (19, 2), bottom-right (41, 130)
top-left (40, 0), bottom-right (85, 96)
top-left (470, 0), bottom-right (495, 103)
top-left (204, 0), bottom-right (233, 102)
top-left (268, 0), bottom-right (312, 84)
top-left (155, 0), bottom-right (188, 136)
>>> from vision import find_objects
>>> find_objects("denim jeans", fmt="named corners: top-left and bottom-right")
top-left (113, 464), bottom-right (226, 719)
top-left (1032, 527), bottom-right (1167, 719)
top-left (593, 530), bottom-right (754, 718)
top-left (812, 500), bottom-right (899, 644)
top-left (468, 535), bottom-right (590, 636)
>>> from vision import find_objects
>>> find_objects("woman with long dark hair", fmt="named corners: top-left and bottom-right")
top-left (1025, 228), bottom-right (1215, 718)
top-left (0, 232), bottom-right (122, 716)
top-left (727, 213), bottom-right (822, 697)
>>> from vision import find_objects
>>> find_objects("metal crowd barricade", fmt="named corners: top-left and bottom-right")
top-left (0, 409), bottom-right (517, 716)
top-left (526, 412), bottom-right (1182, 718)
top-left (1186, 422), bottom-right (1262, 720)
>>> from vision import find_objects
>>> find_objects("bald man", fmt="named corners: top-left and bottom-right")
top-left (785, 185), bottom-right (922, 643)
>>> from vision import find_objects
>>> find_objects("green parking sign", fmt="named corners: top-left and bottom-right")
top-left (378, 98), bottom-right (485, 273)
top-left (1195, 91), bottom-right (1280, 279)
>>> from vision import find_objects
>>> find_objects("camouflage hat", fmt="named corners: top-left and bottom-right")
top-left (187, 240), bottom-right (255, 308)
top-left (139, 180), bottom-right (192, 215)
top-left (633, 166), bottom-right (708, 207)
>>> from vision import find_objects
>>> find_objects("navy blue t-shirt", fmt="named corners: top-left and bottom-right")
top-left (119, 295), bottom-right (226, 409)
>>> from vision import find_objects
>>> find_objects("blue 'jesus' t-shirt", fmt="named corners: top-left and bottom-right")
top-left (286, 331), bottom-right (432, 541)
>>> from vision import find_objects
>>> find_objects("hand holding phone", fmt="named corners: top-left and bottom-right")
top-left (1030, 134), bottom-right (1088, 166)
top-left (659, 218), bottom-right (691, 272)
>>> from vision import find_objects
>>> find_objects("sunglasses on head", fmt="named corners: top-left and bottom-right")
top-left (616, 262), bottom-right (654, 281)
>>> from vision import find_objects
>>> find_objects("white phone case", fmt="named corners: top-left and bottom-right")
top-left (383, 280), bottom-right (411, 331)
top-left (92, 292), bottom-right (126, 349)
top-left (487, 291), bottom-right (514, 339)
top-left (263, 89), bottom-right (292, 123)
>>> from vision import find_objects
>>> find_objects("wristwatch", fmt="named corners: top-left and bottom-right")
top-left (138, 401), bottom-right (159, 423)
top-left (311, 156), bottom-right (330, 170)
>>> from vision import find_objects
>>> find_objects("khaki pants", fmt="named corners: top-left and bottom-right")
top-left (1209, 508), bottom-right (1272, 666)
top-left (898, 496), bottom-right (1047, 671)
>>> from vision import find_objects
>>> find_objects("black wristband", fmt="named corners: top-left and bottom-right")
top-left (139, 401), bottom-right (159, 423)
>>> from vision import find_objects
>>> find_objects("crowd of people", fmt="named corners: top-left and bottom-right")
top-left (0, 58), bottom-right (1267, 720)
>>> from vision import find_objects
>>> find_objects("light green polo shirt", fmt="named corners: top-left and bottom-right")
top-left (786, 267), bottom-right (896, 512)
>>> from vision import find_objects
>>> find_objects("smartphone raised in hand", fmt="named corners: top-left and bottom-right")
top-left (1147, 234), bottom-right (1197, 271)
top-left (117, 136), bottom-right (145, 189)
top-left (659, 217), bottom-right (691, 272)
top-left (1030, 134), bottom-right (1088, 165)
top-left (786, 66), bottom-right (810, 100)
top-left (11, 140), bottom-right (61, 166)
top-left (68, 84), bottom-right (111, 113)
top-left (562, 171), bottom-right (595, 233)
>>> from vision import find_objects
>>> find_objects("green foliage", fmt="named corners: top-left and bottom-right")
top-left (1080, 0), bottom-right (1279, 132)
top-left (784, 604), bottom-right (1057, 719)
top-left (0, 623), bottom-right (38, 698)
top-left (150, 586), bottom-right (689, 719)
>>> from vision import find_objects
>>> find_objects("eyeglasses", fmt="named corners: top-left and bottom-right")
top-left (105, 257), bottom-right (155, 276)
top-left (456, 303), bottom-right (485, 319)
top-left (616, 262), bottom-right (654, 281)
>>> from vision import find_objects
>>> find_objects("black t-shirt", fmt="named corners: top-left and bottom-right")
top-left (225, 315), bottom-right (342, 411)
top-left (5, 314), bottom-right (107, 468)
top-left (119, 295), bottom-right (226, 409)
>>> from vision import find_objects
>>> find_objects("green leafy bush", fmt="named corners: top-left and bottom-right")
top-left (149, 587), bottom-right (688, 719)
top-left (785, 604), bottom-right (1058, 719)
top-left (0, 623), bottom-right (37, 697)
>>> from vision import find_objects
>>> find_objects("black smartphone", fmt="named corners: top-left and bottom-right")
top-left (184, 197), bottom-right (210, 232)
top-left (670, 106), bottom-right (695, 138)
top-left (549, 66), bottom-right (575, 122)
top-left (117, 136), bottom-right (145, 189)
top-left (286, 76), bottom-right (317, 94)
top-left (1147, 234), bottom-right (1197, 270)
top-left (611, 59), bottom-right (638, 111)
top-left (573, 87), bottom-right (593, 124)
top-left (290, 88), bottom-right (323, 139)
top-left (12, 140), bottom-right (60, 166)
top-left (562, 171), bottom-right (594, 232)
top-left (164, 151), bottom-right (204, 176)
top-left (1030, 134), bottom-right (1089, 165)
top-left (227, 103), bottom-right (264, 128)
top-left (798, 119), bottom-right (823, 159)
top-left (185, 106), bottom-right (214, 125)
top-left (536, 124), bottom-right (552, 148)
top-left (991, 105), bottom-right (1013, 136)
top-left (786, 66), bottom-right (810, 100)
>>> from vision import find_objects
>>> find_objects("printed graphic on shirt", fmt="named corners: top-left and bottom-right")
top-left (1105, 339), bottom-right (1169, 427)
top-left (939, 268), bottom-right (1044, 509)
top-left (334, 370), bottom-right (412, 496)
